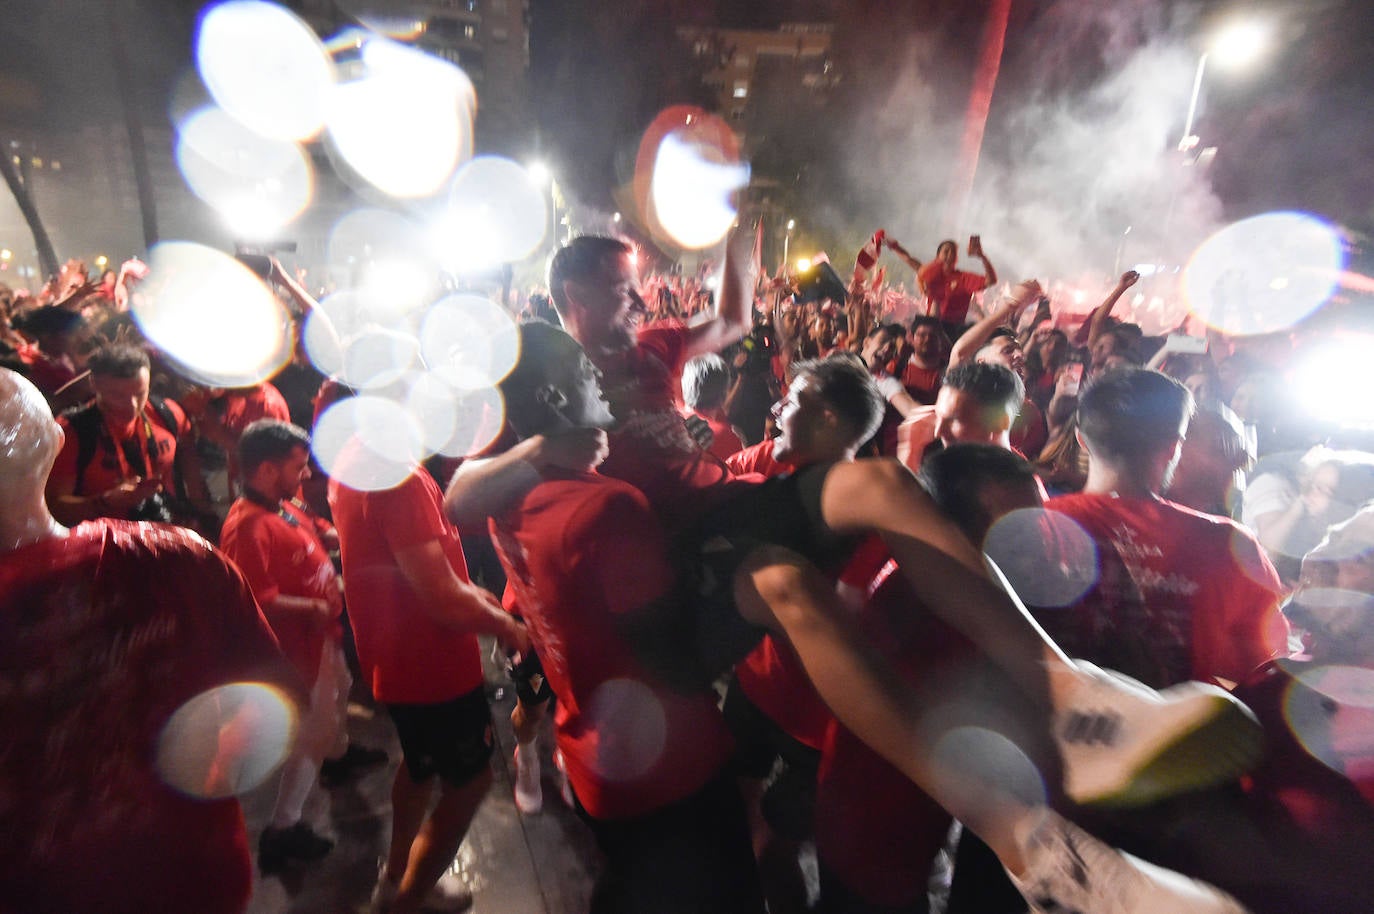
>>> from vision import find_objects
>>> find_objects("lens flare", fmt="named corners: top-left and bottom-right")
top-left (431, 157), bottom-right (549, 272)
top-left (358, 256), bottom-right (436, 322)
top-left (176, 106), bottom-right (313, 237)
top-left (339, 325), bottom-right (419, 390)
top-left (327, 208), bottom-right (427, 267)
top-left (325, 37), bottom-right (474, 198)
top-left (984, 508), bottom-right (1099, 609)
top-left (196, 1), bottom-right (333, 141)
top-left (419, 294), bottom-right (520, 390)
top-left (1184, 212), bottom-right (1345, 336)
top-left (634, 106), bottom-right (748, 250)
top-left (402, 376), bottom-right (506, 457)
top-left (931, 726), bottom-right (1047, 809)
top-left (1291, 333), bottom-right (1374, 429)
top-left (137, 242), bottom-right (291, 387)
top-left (312, 394), bottom-right (424, 492)
top-left (1282, 664), bottom-right (1374, 777)
top-left (583, 678), bottom-right (667, 782)
top-left (156, 682), bottom-right (296, 799)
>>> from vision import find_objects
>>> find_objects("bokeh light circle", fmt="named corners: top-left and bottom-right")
top-left (1183, 212), bottom-right (1345, 336)
top-left (176, 106), bottom-right (313, 237)
top-left (156, 682), bottom-right (296, 798)
top-left (138, 242), bottom-right (292, 387)
top-left (312, 394), bottom-right (424, 492)
top-left (984, 508), bottom-right (1099, 609)
top-left (325, 38), bottom-right (474, 198)
top-left (339, 326), bottom-right (419, 390)
top-left (583, 678), bottom-right (667, 782)
top-left (196, 0), bottom-right (333, 141)
top-left (634, 107), bottom-right (748, 250)
top-left (420, 294), bottom-right (520, 389)
top-left (1282, 664), bottom-right (1374, 778)
top-left (431, 157), bottom-right (549, 271)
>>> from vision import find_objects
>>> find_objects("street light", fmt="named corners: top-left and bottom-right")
top-left (784, 218), bottom-right (795, 265)
top-left (1178, 19), bottom-right (1269, 152)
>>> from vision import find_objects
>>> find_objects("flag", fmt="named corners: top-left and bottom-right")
top-left (853, 229), bottom-right (885, 281)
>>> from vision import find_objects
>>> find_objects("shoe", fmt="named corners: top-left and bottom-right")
top-left (552, 748), bottom-right (576, 808)
top-left (320, 742), bottom-right (389, 787)
top-left (258, 822), bottom-right (334, 873)
top-left (513, 744), bottom-right (543, 814)
top-left (1009, 809), bottom-right (1251, 914)
top-left (1057, 662), bottom-right (1262, 808)
top-left (369, 863), bottom-right (474, 912)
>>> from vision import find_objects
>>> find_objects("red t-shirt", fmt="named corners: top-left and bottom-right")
top-left (329, 469), bottom-right (483, 704)
top-left (901, 363), bottom-right (943, 404)
top-left (725, 438), bottom-right (788, 478)
top-left (1046, 493), bottom-right (1289, 685)
top-left (50, 398), bottom-right (188, 506)
top-left (700, 412), bottom-right (745, 462)
top-left (1011, 396), bottom-right (1048, 460)
top-left (813, 565), bottom-right (978, 906)
top-left (917, 262), bottom-right (988, 326)
top-left (220, 497), bottom-right (342, 681)
top-left (211, 383), bottom-right (291, 482)
top-left (0, 520), bottom-right (295, 914)
top-left (488, 471), bottom-right (734, 820)
top-left (595, 323), bottom-right (736, 527)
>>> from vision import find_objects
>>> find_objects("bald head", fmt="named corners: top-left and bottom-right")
top-left (0, 368), bottom-right (62, 490)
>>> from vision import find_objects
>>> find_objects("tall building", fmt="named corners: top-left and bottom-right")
top-left (677, 23), bottom-right (835, 129)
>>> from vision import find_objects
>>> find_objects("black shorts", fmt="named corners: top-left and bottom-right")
top-left (509, 647), bottom-right (554, 707)
top-left (720, 676), bottom-right (821, 781)
top-left (387, 687), bottom-right (494, 787)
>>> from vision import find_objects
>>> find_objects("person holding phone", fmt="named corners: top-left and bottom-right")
top-left (886, 234), bottom-right (997, 341)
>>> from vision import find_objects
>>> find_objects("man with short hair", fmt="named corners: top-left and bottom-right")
top-left (0, 368), bottom-right (300, 914)
top-left (1047, 368), bottom-right (1289, 688)
top-left (220, 419), bottom-right (384, 873)
top-left (901, 316), bottom-right (947, 404)
top-left (897, 359), bottom-right (1025, 468)
top-left (46, 343), bottom-right (206, 526)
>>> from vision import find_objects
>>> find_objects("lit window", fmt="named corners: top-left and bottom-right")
top-left (732, 82), bottom-right (747, 98)
top-left (464, 24), bottom-right (476, 39)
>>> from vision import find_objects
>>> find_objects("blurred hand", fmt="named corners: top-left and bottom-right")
top-left (1007, 279), bottom-right (1043, 311)
top-left (684, 414), bottom-right (715, 451)
top-left (102, 477), bottom-right (163, 514)
top-left (1117, 270), bottom-right (1141, 291)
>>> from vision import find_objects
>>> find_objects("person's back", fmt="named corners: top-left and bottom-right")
top-left (1, 518), bottom-right (294, 914)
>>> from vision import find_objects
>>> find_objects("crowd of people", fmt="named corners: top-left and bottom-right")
top-left (2, 227), bottom-right (1373, 914)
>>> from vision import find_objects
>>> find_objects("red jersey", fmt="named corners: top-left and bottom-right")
top-left (1011, 397), bottom-right (1048, 460)
top-left (917, 262), bottom-right (988, 326)
top-left (0, 520), bottom-right (295, 914)
top-left (220, 497), bottom-right (342, 681)
top-left (210, 383), bottom-right (291, 482)
top-left (329, 469), bottom-right (483, 704)
top-left (726, 438), bottom-right (788, 478)
top-left (50, 398), bottom-right (188, 506)
top-left (488, 471), bottom-right (734, 820)
top-left (1046, 493), bottom-right (1289, 685)
top-left (594, 323), bottom-right (736, 526)
top-left (901, 363), bottom-right (942, 404)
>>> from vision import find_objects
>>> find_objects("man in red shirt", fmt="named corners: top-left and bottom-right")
top-left (46, 343), bottom-right (208, 527)
top-left (329, 438), bottom-right (527, 914)
top-left (220, 420), bottom-right (376, 873)
top-left (490, 322), bottom-right (761, 912)
top-left (0, 368), bottom-right (300, 914)
top-left (887, 235), bottom-right (998, 339)
top-left (1046, 368), bottom-right (1289, 689)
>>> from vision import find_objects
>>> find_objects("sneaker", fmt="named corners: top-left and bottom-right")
top-left (1009, 809), bottom-right (1251, 914)
top-left (258, 822), bottom-right (334, 873)
top-left (1057, 662), bottom-right (1262, 808)
top-left (513, 744), bottom-right (543, 814)
top-left (320, 742), bottom-right (389, 787)
top-left (369, 863), bottom-right (474, 913)
top-left (552, 748), bottom-right (576, 808)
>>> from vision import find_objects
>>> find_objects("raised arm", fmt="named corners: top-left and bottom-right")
top-left (884, 237), bottom-right (923, 275)
top-left (969, 235), bottom-right (997, 287)
top-left (1085, 271), bottom-right (1140, 352)
top-left (683, 228), bottom-right (754, 359)
top-left (948, 280), bottom-right (1041, 369)
top-left (393, 538), bottom-right (528, 651)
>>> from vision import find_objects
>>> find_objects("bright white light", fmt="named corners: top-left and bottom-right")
top-left (358, 256), bottom-right (434, 322)
top-left (419, 294), bottom-right (520, 389)
top-left (796, 258), bottom-right (811, 272)
top-left (1211, 21), bottom-right (1269, 69)
top-left (339, 325), bottom-right (419, 390)
top-left (137, 242), bottom-right (291, 387)
top-left (1132, 263), bottom-right (1159, 277)
top-left (984, 508), bottom-right (1099, 609)
top-left (1184, 212), bottom-right (1344, 336)
top-left (157, 683), bottom-right (296, 799)
top-left (786, 219), bottom-right (795, 231)
top-left (196, 1), bottom-right (333, 141)
top-left (650, 130), bottom-right (749, 250)
top-left (430, 157), bottom-right (549, 272)
top-left (1292, 333), bottom-right (1374, 429)
top-left (312, 394), bottom-right (424, 491)
top-left (176, 106), bottom-right (312, 237)
top-left (443, 385), bottom-right (506, 456)
top-left (327, 208), bottom-right (427, 272)
top-left (526, 160), bottom-right (551, 185)
top-left (325, 37), bottom-right (474, 198)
